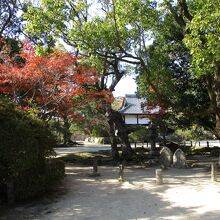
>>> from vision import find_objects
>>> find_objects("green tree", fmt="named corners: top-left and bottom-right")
top-left (0, 98), bottom-right (65, 201)
top-left (23, 0), bottom-right (220, 158)
top-left (145, 0), bottom-right (220, 138)
top-left (183, 0), bottom-right (220, 138)
top-left (137, 1), bottom-right (214, 135)
top-left (24, 0), bottom-right (157, 160)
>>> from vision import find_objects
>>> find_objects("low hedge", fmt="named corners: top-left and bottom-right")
top-left (14, 159), bottom-right (65, 201)
top-left (0, 99), bottom-right (65, 202)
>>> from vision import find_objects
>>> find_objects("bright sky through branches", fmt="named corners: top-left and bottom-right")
top-left (113, 75), bottom-right (137, 97)
top-left (59, 0), bottom-right (139, 98)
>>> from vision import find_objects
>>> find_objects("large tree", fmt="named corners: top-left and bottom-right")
top-left (24, 0), bottom-right (153, 159)
top-left (138, 1), bottom-right (214, 134)
top-left (0, 39), bottom-right (112, 144)
top-left (23, 0), bottom-right (220, 157)
top-left (138, 0), bottom-right (220, 138)
top-left (183, 0), bottom-right (220, 138)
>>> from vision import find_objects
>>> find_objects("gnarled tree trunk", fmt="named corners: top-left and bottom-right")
top-left (105, 103), bottom-right (133, 160)
top-left (214, 62), bottom-right (220, 139)
top-left (107, 115), bottom-right (120, 161)
top-left (63, 116), bottom-right (71, 145)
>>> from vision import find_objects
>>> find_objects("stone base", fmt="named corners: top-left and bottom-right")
top-left (118, 177), bottom-right (125, 182)
top-left (160, 164), bottom-right (168, 170)
top-left (173, 164), bottom-right (188, 169)
top-left (149, 150), bottom-right (160, 157)
top-left (88, 173), bottom-right (101, 177)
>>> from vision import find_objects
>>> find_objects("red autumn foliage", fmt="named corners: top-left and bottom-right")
top-left (0, 40), bottom-right (113, 120)
top-left (141, 100), bottom-right (166, 119)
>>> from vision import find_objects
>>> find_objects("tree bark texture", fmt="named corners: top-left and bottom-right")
top-left (214, 63), bottom-right (220, 139)
top-left (63, 116), bottom-right (71, 145)
top-left (105, 103), bottom-right (133, 160)
top-left (107, 116), bottom-right (120, 161)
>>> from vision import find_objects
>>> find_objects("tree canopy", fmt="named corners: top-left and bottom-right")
top-left (22, 0), bottom-right (220, 140)
top-left (0, 39), bottom-right (112, 120)
top-left (1, 0), bottom-right (220, 160)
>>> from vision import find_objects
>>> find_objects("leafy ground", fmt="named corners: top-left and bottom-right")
top-left (59, 150), bottom-right (113, 165)
top-left (58, 146), bottom-right (220, 167)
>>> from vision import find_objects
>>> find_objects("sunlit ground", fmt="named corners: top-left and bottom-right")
top-left (1, 165), bottom-right (220, 220)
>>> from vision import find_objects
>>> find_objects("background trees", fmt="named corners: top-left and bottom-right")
top-left (137, 1), bottom-right (214, 135)
top-left (21, 0), bottom-right (220, 155)
top-left (138, 0), bottom-right (220, 138)
top-left (0, 39), bottom-right (112, 144)
top-left (183, 0), bottom-right (220, 138)
top-left (24, 0), bottom-right (145, 159)
top-left (1, 0), bottom-right (219, 161)
top-left (0, 98), bottom-right (65, 202)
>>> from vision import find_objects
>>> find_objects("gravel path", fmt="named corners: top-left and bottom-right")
top-left (54, 143), bottom-right (111, 157)
top-left (1, 165), bottom-right (220, 220)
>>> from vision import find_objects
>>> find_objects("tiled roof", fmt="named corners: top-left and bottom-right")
top-left (119, 94), bottom-right (146, 114)
top-left (119, 94), bottom-right (160, 115)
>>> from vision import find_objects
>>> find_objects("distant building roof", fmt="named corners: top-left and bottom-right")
top-left (119, 94), bottom-right (160, 115)
top-left (119, 94), bottom-right (145, 114)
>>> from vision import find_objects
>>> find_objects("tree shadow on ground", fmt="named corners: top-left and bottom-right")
top-left (1, 165), bottom-right (220, 220)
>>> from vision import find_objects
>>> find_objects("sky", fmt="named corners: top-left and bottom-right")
top-left (59, 1), bottom-right (139, 98)
top-left (113, 75), bottom-right (137, 97)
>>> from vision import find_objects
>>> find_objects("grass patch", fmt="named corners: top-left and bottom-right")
top-left (60, 150), bottom-right (112, 165)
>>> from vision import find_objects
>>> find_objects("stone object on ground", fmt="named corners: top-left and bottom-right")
top-left (211, 162), bottom-right (218, 182)
top-left (88, 158), bottom-right (100, 177)
top-left (173, 148), bottom-right (187, 168)
top-left (155, 169), bottom-right (163, 185)
top-left (159, 146), bottom-right (173, 168)
top-left (118, 163), bottom-right (125, 182)
top-left (210, 147), bottom-right (220, 157)
top-left (144, 159), bottom-right (158, 167)
top-left (165, 142), bottom-right (181, 153)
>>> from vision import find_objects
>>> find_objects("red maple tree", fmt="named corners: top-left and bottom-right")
top-left (0, 40), bottom-right (113, 121)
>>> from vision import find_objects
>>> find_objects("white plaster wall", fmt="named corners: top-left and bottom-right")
top-left (124, 115), bottom-right (137, 124)
top-left (124, 115), bottom-right (150, 125)
top-left (138, 117), bottom-right (150, 125)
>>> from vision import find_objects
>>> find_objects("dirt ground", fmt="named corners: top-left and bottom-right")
top-left (1, 165), bottom-right (220, 220)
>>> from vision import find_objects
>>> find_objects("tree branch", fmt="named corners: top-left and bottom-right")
top-left (178, 0), bottom-right (193, 21)
top-left (0, 0), bottom-right (14, 35)
top-left (165, 1), bottom-right (186, 28)
top-left (96, 51), bottom-right (141, 64)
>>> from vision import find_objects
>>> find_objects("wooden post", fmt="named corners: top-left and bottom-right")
top-left (118, 163), bottom-right (125, 182)
top-left (199, 141), bottom-right (200, 147)
top-left (156, 169), bottom-right (163, 185)
top-left (211, 162), bottom-right (217, 182)
top-left (207, 141), bottom-right (210, 148)
top-left (190, 141), bottom-right (193, 147)
top-left (88, 158), bottom-right (100, 177)
top-left (93, 158), bottom-right (98, 174)
top-left (134, 142), bottom-right (137, 148)
top-left (6, 180), bottom-right (14, 204)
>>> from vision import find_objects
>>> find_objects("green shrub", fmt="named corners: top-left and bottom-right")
top-left (45, 158), bottom-right (65, 183)
top-left (0, 99), bottom-right (65, 201)
top-left (14, 159), bottom-right (65, 201)
top-left (91, 125), bottom-right (109, 137)
top-left (129, 128), bottom-right (150, 142)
